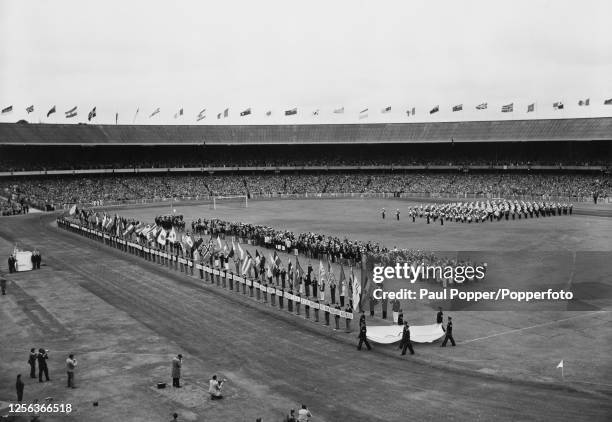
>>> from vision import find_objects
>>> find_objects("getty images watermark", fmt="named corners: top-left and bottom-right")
top-left (371, 263), bottom-right (573, 303)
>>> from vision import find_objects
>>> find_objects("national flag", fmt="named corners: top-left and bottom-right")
top-left (381, 106), bottom-right (391, 113)
top-left (2, 105), bottom-right (13, 114)
top-left (476, 102), bottom-right (487, 110)
top-left (69, 204), bottom-right (77, 215)
top-left (174, 108), bottom-right (184, 119)
top-left (192, 237), bottom-right (203, 251)
top-left (223, 108), bottom-right (229, 118)
top-left (312, 109), bottom-right (319, 116)
top-left (327, 260), bottom-right (336, 285)
top-left (217, 113), bottom-right (222, 119)
top-left (240, 107), bottom-right (252, 116)
top-left (150, 108), bottom-right (160, 118)
top-left (184, 234), bottom-right (194, 248)
top-left (359, 108), bottom-right (368, 119)
top-left (26, 105), bottom-right (34, 114)
top-left (285, 108), bottom-right (297, 116)
top-left (228, 240), bottom-right (235, 259)
top-left (527, 103), bottom-right (535, 113)
top-left (318, 260), bottom-right (326, 284)
top-left (123, 223), bottom-right (134, 237)
top-left (216, 235), bottom-right (223, 251)
top-left (411, 107), bottom-right (415, 115)
top-left (553, 102), bottom-right (564, 110)
top-left (273, 251), bottom-right (282, 268)
top-left (133, 107), bottom-right (139, 123)
top-left (333, 107), bottom-right (344, 114)
top-left (452, 104), bottom-right (463, 112)
top-left (266, 110), bottom-right (272, 116)
top-left (66, 111), bottom-right (77, 118)
top-left (157, 229), bottom-right (167, 246)
top-left (557, 360), bottom-right (563, 369)
top-left (197, 108), bottom-right (206, 119)
top-left (339, 264), bottom-right (346, 295)
top-left (168, 227), bottom-right (177, 243)
top-left (47, 106), bottom-right (56, 117)
top-left (237, 242), bottom-right (245, 260)
top-left (578, 99), bottom-right (590, 106)
top-left (196, 114), bottom-right (206, 122)
top-left (65, 106), bottom-right (77, 115)
top-left (115, 112), bottom-right (118, 124)
top-left (429, 105), bottom-right (439, 114)
top-left (359, 275), bottom-right (375, 312)
top-left (351, 266), bottom-right (360, 311)
top-left (88, 107), bottom-right (97, 121)
top-left (241, 251), bottom-right (254, 276)
top-left (501, 103), bottom-right (513, 112)
top-left (604, 98), bottom-right (612, 105)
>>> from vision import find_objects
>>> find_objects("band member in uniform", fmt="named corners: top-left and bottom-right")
top-left (441, 316), bottom-right (456, 347)
top-left (28, 348), bottom-right (37, 378)
top-left (399, 322), bottom-right (414, 355)
top-left (436, 307), bottom-right (444, 324)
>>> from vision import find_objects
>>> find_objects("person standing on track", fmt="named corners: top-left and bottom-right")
top-left (357, 320), bottom-right (372, 351)
top-left (441, 316), bottom-right (456, 347)
top-left (171, 354), bottom-right (183, 388)
top-left (381, 208), bottom-right (386, 219)
top-left (28, 348), bottom-right (37, 378)
top-left (37, 348), bottom-right (50, 382)
top-left (399, 322), bottom-right (414, 355)
top-left (395, 209), bottom-right (400, 221)
top-left (66, 353), bottom-right (77, 388)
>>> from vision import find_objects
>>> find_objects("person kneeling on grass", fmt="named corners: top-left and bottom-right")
top-left (209, 375), bottom-right (225, 400)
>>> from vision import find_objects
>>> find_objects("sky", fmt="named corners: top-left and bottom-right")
top-left (1, 0), bottom-right (612, 125)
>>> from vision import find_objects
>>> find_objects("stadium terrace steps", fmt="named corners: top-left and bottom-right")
top-left (1, 117), bottom-right (612, 145)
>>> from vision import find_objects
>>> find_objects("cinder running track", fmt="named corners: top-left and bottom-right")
top-left (1, 214), bottom-right (611, 422)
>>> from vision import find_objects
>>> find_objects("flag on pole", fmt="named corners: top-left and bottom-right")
top-left (69, 204), bottom-right (77, 215)
top-left (223, 108), bottom-right (229, 118)
top-left (476, 102), bottom-right (487, 110)
top-left (240, 107), bottom-right (252, 116)
top-left (217, 112), bottom-right (222, 119)
top-left (47, 106), bottom-right (56, 117)
top-left (132, 107), bottom-right (139, 123)
top-left (2, 105), bottom-right (13, 114)
top-left (216, 235), bottom-right (223, 251)
top-left (381, 106), bottom-right (391, 113)
top-left (359, 108), bottom-right (368, 119)
top-left (312, 109), bottom-right (319, 116)
top-left (88, 107), bottom-right (97, 121)
top-left (168, 227), bottom-right (177, 243)
top-left (285, 108), bottom-right (297, 116)
top-left (115, 112), bottom-right (119, 124)
top-left (266, 110), bottom-right (272, 116)
top-left (150, 108), bottom-right (160, 118)
top-left (411, 107), bottom-right (415, 115)
top-left (429, 105), bottom-right (439, 114)
top-left (578, 99), bottom-right (590, 106)
top-left (241, 251), bottom-right (253, 276)
top-left (319, 260), bottom-right (326, 285)
top-left (553, 102), bottom-right (564, 110)
top-left (604, 98), bottom-right (612, 105)
top-left (197, 114), bottom-right (206, 121)
top-left (197, 108), bottom-right (206, 119)
top-left (527, 103), bottom-right (535, 112)
top-left (333, 107), bottom-right (344, 114)
top-left (557, 360), bottom-right (563, 368)
top-left (65, 106), bottom-right (77, 115)
top-left (339, 264), bottom-right (346, 297)
top-left (237, 242), bottom-right (245, 260)
top-left (157, 229), bottom-right (167, 246)
top-left (273, 251), bottom-right (282, 268)
top-left (26, 105), bottom-right (34, 114)
top-left (452, 104), bottom-right (463, 112)
top-left (66, 111), bottom-right (77, 118)
top-left (351, 266), bottom-right (360, 311)
top-left (174, 108), bottom-right (184, 118)
top-left (501, 103), bottom-right (513, 112)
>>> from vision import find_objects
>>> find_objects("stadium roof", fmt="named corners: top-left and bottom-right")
top-left (0, 117), bottom-right (611, 145)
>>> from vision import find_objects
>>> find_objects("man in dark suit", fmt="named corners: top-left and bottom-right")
top-left (399, 322), bottom-right (414, 355)
top-left (441, 316), bottom-right (456, 347)
top-left (37, 348), bottom-right (50, 382)
top-left (357, 322), bottom-right (372, 351)
top-left (436, 307), bottom-right (444, 324)
top-left (28, 348), bottom-right (37, 378)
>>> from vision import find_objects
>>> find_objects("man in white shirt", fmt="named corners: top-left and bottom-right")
top-left (66, 354), bottom-right (77, 388)
top-left (297, 404), bottom-right (312, 421)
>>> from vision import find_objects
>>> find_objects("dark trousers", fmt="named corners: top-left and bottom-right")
top-left (400, 341), bottom-right (414, 355)
top-left (17, 388), bottom-right (23, 402)
top-left (1, 286), bottom-right (5, 295)
top-left (39, 365), bottom-right (49, 381)
top-left (29, 363), bottom-right (36, 378)
top-left (357, 337), bottom-right (371, 350)
top-left (67, 371), bottom-right (75, 387)
top-left (441, 334), bottom-right (456, 347)
top-left (172, 377), bottom-right (181, 387)
top-left (330, 287), bottom-right (336, 304)
top-left (340, 296), bottom-right (345, 307)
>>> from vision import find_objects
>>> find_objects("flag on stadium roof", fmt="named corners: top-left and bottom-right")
top-left (359, 108), bottom-right (368, 119)
top-left (333, 107), bottom-right (344, 114)
top-left (429, 105), bottom-right (439, 114)
top-left (88, 106), bottom-right (97, 121)
top-left (266, 110), bottom-right (272, 116)
top-left (406, 108), bottom-right (411, 116)
top-left (553, 102), bottom-right (564, 109)
top-left (197, 108), bottom-right (206, 118)
top-left (312, 109), bottom-right (319, 115)
top-left (150, 108), bottom-right (160, 118)
top-left (411, 107), bottom-right (415, 115)
top-left (240, 107), bottom-right (252, 116)
top-left (476, 102), bottom-right (487, 110)
top-left (578, 99), bottom-right (590, 106)
top-left (605, 98), bottom-right (612, 105)
top-left (1, 105), bottom-right (13, 114)
top-left (381, 106), bottom-right (391, 113)
top-left (223, 108), bottom-right (229, 118)
top-left (115, 112), bottom-right (119, 124)
top-left (196, 114), bottom-right (206, 121)
top-left (65, 106), bottom-right (77, 115)
top-left (527, 103), bottom-right (535, 112)
top-left (501, 103), bottom-right (513, 112)
top-left (174, 108), bottom-right (184, 119)
top-left (26, 105), bottom-right (34, 114)
top-left (285, 107), bottom-right (297, 116)
top-left (217, 112), bottom-right (222, 119)
top-left (66, 111), bottom-right (77, 118)
top-left (452, 104), bottom-right (463, 112)
top-left (47, 105), bottom-right (56, 117)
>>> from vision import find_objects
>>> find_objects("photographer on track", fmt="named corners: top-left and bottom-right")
top-left (208, 374), bottom-right (226, 400)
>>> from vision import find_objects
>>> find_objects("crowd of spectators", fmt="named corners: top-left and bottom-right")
top-left (1, 172), bottom-right (609, 208)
